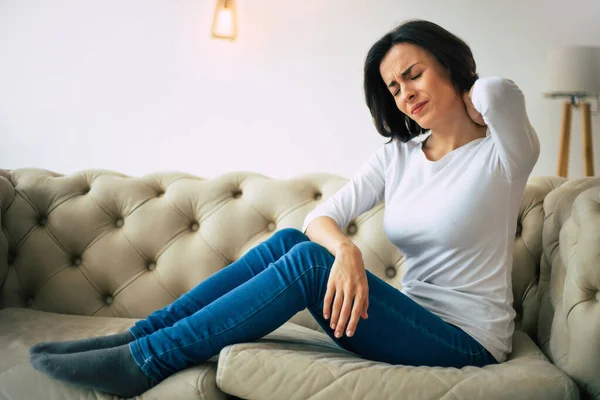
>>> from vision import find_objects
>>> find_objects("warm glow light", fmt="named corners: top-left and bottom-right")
top-left (214, 9), bottom-right (233, 36)
top-left (212, 0), bottom-right (237, 40)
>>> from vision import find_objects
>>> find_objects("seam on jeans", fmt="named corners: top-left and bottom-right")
top-left (368, 293), bottom-right (488, 358)
top-left (128, 325), bottom-right (140, 340)
top-left (130, 340), bottom-right (161, 384)
top-left (129, 340), bottom-right (163, 384)
top-left (139, 264), bottom-right (331, 369)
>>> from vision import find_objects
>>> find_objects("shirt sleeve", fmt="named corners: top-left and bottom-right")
top-left (301, 144), bottom-right (388, 233)
top-left (471, 77), bottom-right (540, 180)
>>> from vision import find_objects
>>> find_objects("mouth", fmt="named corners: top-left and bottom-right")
top-left (411, 101), bottom-right (428, 115)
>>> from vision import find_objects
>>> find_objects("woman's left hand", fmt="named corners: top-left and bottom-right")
top-left (463, 88), bottom-right (486, 127)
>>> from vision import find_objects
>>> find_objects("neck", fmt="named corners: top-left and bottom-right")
top-left (426, 110), bottom-right (487, 151)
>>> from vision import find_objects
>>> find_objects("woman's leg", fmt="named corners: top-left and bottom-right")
top-left (129, 228), bottom-right (310, 338)
top-left (30, 240), bottom-right (334, 397)
top-left (306, 270), bottom-right (498, 368)
top-left (31, 241), bottom-right (495, 398)
top-left (29, 228), bottom-right (309, 355)
top-left (132, 242), bottom-right (496, 378)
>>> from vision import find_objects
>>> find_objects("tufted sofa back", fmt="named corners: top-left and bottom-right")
top-left (0, 169), bottom-right (557, 342)
top-left (536, 177), bottom-right (600, 398)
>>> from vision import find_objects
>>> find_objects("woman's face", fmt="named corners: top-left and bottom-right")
top-left (379, 42), bottom-right (461, 130)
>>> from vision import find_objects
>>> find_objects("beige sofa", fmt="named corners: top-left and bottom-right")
top-left (0, 168), bottom-right (598, 400)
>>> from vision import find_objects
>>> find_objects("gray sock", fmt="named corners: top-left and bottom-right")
top-left (30, 343), bottom-right (154, 398)
top-left (29, 330), bottom-right (135, 355)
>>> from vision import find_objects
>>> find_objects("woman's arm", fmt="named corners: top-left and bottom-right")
top-left (302, 143), bottom-right (388, 235)
top-left (301, 144), bottom-right (390, 338)
top-left (467, 77), bottom-right (540, 180)
top-left (305, 216), bottom-right (359, 256)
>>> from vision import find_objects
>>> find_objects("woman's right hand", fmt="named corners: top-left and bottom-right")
top-left (323, 242), bottom-right (369, 339)
top-left (463, 88), bottom-right (486, 127)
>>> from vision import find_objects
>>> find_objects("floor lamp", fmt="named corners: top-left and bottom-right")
top-left (543, 46), bottom-right (600, 177)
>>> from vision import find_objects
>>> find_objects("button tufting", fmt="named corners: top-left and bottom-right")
top-left (157, 190), bottom-right (165, 197)
top-left (105, 296), bottom-right (114, 305)
top-left (267, 222), bottom-right (276, 231)
top-left (73, 257), bottom-right (82, 267)
top-left (115, 218), bottom-right (124, 228)
top-left (314, 192), bottom-right (322, 201)
top-left (7, 251), bottom-right (15, 265)
top-left (83, 187), bottom-right (90, 195)
top-left (39, 217), bottom-right (48, 226)
top-left (147, 262), bottom-right (157, 271)
top-left (597, 292), bottom-right (600, 302)
top-left (190, 222), bottom-right (199, 232)
top-left (385, 266), bottom-right (397, 278)
top-left (26, 298), bottom-right (34, 307)
top-left (516, 224), bottom-right (523, 236)
top-left (232, 190), bottom-right (243, 198)
top-left (347, 223), bottom-right (357, 235)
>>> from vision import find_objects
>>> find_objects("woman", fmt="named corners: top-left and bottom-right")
top-left (29, 19), bottom-right (539, 398)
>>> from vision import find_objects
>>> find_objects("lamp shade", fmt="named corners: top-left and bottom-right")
top-left (211, 0), bottom-right (237, 40)
top-left (543, 46), bottom-right (600, 98)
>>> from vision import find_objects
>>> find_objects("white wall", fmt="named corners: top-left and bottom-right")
top-left (1, 0), bottom-right (599, 179)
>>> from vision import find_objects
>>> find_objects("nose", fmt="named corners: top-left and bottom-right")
top-left (400, 85), bottom-right (416, 106)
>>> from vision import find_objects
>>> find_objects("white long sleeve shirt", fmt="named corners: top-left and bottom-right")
top-left (302, 77), bottom-right (540, 363)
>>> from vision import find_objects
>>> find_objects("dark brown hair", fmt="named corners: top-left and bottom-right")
top-left (364, 19), bottom-right (478, 143)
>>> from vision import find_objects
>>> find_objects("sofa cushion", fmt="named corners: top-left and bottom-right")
top-left (0, 307), bottom-right (227, 400)
top-left (217, 324), bottom-right (579, 400)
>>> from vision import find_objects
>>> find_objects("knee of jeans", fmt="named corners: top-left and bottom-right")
top-left (287, 241), bottom-right (334, 268)
top-left (271, 228), bottom-right (309, 251)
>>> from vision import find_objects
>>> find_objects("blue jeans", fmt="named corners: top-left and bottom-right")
top-left (128, 228), bottom-right (497, 383)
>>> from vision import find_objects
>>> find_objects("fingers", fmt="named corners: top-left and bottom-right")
top-left (323, 283), bottom-right (334, 320)
top-left (334, 293), bottom-right (353, 338)
top-left (332, 289), bottom-right (368, 338)
top-left (344, 293), bottom-right (366, 338)
top-left (329, 290), bottom-right (344, 331)
top-left (462, 92), bottom-right (486, 127)
top-left (323, 267), bottom-right (369, 338)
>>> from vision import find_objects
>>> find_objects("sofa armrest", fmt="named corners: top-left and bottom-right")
top-left (539, 181), bottom-right (600, 399)
top-left (0, 175), bottom-right (13, 296)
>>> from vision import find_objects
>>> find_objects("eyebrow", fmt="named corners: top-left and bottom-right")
top-left (386, 63), bottom-right (420, 88)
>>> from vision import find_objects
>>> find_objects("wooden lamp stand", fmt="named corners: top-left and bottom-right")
top-left (557, 99), bottom-right (594, 177)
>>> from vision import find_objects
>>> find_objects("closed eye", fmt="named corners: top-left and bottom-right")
top-left (392, 72), bottom-right (423, 96)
